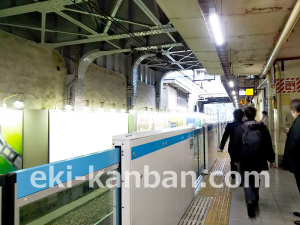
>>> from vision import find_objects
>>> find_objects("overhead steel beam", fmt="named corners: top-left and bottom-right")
top-left (55, 10), bottom-right (98, 35)
top-left (162, 47), bottom-right (194, 70)
top-left (103, 0), bottom-right (123, 34)
top-left (133, 0), bottom-right (176, 42)
top-left (46, 25), bottom-right (177, 48)
top-left (167, 50), bottom-right (193, 55)
top-left (177, 53), bottom-right (194, 62)
top-left (148, 60), bottom-right (199, 66)
top-left (63, 8), bottom-right (152, 29)
top-left (147, 65), bottom-right (167, 68)
top-left (178, 60), bottom-right (199, 64)
top-left (0, 22), bottom-right (90, 37)
top-left (165, 54), bottom-right (184, 69)
top-left (133, 0), bottom-right (161, 24)
top-left (0, 0), bottom-right (83, 18)
top-left (187, 62), bottom-right (201, 69)
top-left (134, 43), bottom-right (183, 51)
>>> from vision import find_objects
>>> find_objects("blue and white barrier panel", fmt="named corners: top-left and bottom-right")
top-left (3, 148), bottom-right (120, 225)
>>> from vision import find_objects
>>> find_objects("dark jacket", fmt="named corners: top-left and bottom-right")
top-left (232, 120), bottom-right (275, 172)
top-left (219, 120), bottom-right (244, 154)
top-left (282, 115), bottom-right (300, 172)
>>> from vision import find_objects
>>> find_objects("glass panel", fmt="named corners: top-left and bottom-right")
top-left (194, 134), bottom-right (199, 178)
top-left (19, 169), bottom-right (119, 225)
top-left (199, 133), bottom-right (205, 172)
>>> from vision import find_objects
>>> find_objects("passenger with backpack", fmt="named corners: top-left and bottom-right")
top-left (232, 107), bottom-right (275, 218)
top-left (219, 109), bottom-right (244, 181)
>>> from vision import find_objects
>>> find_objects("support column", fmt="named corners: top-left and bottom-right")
top-left (275, 65), bottom-right (282, 167)
top-left (203, 124), bottom-right (209, 174)
top-left (267, 74), bottom-right (273, 131)
top-left (130, 54), bottom-right (154, 110)
top-left (73, 49), bottom-right (130, 110)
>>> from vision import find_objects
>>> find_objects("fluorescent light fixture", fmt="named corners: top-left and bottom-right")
top-left (65, 105), bottom-right (73, 110)
top-left (232, 91), bottom-right (236, 95)
top-left (209, 8), bottom-right (224, 45)
top-left (14, 101), bottom-right (24, 109)
top-left (234, 96), bottom-right (237, 99)
top-left (229, 81), bottom-right (234, 88)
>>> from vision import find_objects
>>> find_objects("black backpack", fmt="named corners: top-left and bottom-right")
top-left (241, 124), bottom-right (262, 160)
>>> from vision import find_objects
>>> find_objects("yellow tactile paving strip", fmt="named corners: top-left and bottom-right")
top-left (179, 197), bottom-right (213, 225)
top-left (179, 151), bottom-right (232, 225)
top-left (200, 152), bottom-right (232, 225)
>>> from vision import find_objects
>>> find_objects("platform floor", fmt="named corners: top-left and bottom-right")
top-left (181, 149), bottom-right (300, 225)
top-left (229, 168), bottom-right (300, 225)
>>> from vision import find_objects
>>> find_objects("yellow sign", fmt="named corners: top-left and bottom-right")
top-left (246, 88), bottom-right (254, 96)
top-left (240, 99), bottom-right (247, 106)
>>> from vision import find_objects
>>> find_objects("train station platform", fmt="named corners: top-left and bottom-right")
top-left (229, 168), bottom-right (299, 225)
top-left (180, 151), bottom-right (232, 225)
top-left (180, 149), bottom-right (300, 225)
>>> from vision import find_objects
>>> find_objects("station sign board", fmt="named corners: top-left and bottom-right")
top-left (239, 88), bottom-right (254, 96)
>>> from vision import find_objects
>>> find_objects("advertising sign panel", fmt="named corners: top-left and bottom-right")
top-left (49, 111), bottom-right (128, 163)
top-left (0, 109), bottom-right (23, 173)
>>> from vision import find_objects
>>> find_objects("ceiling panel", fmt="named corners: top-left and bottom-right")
top-left (227, 33), bottom-right (275, 50)
top-left (231, 49), bottom-right (271, 62)
top-left (194, 52), bottom-right (220, 61)
top-left (219, 0), bottom-right (296, 16)
top-left (205, 67), bottom-right (225, 75)
top-left (156, 0), bottom-right (202, 19)
top-left (233, 63), bottom-right (265, 75)
top-left (171, 18), bottom-right (210, 38)
top-left (224, 12), bottom-right (289, 37)
top-left (278, 22), bottom-right (300, 58)
top-left (221, 0), bottom-right (297, 75)
top-left (185, 37), bottom-right (216, 51)
top-left (200, 60), bottom-right (221, 67)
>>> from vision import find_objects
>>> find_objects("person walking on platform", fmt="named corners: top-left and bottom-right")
top-left (232, 106), bottom-right (275, 218)
top-left (281, 99), bottom-right (300, 225)
top-left (261, 111), bottom-right (269, 128)
top-left (219, 109), bottom-right (244, 180)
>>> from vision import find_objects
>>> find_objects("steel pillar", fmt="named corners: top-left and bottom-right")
top-left (73, 49), bottom-right (130, 110)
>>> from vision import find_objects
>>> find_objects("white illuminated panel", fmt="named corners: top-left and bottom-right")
top-left (136, 113), bottom-right (167, 132)
top-left (239, 88), bottom-right (246, 96)
top-left (49, 111), bottom-right (128, 162)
